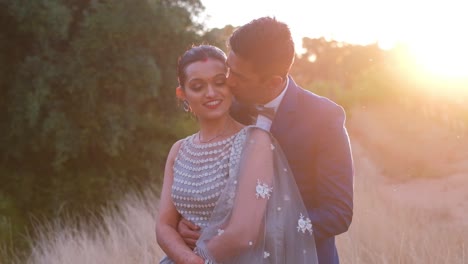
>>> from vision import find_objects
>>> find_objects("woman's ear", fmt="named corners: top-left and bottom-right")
top-left (175, 86), bottom-right (185, 100)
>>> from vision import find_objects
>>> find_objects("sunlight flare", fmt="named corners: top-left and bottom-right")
top-left (409, 40), bottom-right (468, 78)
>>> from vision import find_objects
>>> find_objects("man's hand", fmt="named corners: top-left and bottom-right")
top-left (178, 218), bottom-right (201, 249)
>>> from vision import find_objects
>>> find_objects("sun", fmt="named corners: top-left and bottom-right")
top-left (408, 39), bottom-right (468, 79)
top-left (398, 1), bottom-right (468, 80)
top-left (399, 35), bottom-right (468, 97)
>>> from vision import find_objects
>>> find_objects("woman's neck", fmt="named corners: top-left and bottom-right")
top-left (197, 115), bottom-right (235, 143)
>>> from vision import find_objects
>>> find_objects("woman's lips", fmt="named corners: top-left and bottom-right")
top-left (204, 99), bottom-right (222, 109)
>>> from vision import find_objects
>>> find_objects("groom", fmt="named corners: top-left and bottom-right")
top-left (179, 17), bottom-right (354, 264)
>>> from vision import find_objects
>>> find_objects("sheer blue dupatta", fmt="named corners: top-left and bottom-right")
top-left (195, 126), bottom-right (318, 264)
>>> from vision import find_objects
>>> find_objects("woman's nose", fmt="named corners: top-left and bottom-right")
top-left (206, 84), bottom-right (216, 97)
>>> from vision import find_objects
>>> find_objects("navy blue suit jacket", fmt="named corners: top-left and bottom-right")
top-left (232, 77), bottom-right (354, 264)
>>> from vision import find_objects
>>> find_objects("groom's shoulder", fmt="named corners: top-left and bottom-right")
top-left (297, 86), bottom-right (345, 119)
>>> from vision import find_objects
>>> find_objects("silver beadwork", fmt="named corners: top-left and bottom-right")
top-left (171, 128), bottom-right (247, 229)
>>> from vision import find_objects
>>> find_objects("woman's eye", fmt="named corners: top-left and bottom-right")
top-left (190, 84), bottom-right (203, 91)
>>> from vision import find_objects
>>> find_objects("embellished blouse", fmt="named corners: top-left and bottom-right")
top-left (171, 128), bottom-right (246, 229)
top-left (162, 126), bottom-right (318, 264)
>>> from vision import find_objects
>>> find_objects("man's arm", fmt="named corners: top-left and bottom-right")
top-left (177, 218), bottom-right (201, 249)
top-left (309, 104), bottom-right (354, 241)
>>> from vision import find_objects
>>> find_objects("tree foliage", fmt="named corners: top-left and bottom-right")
top-left (291, 37), bottom-right (397, 108)
top-left (293, 37), bottom-right (385, 89)
top-left (0, 0), bottom-right (203, 250)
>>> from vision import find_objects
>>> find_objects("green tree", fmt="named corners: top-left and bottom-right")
top-left (202, 25), bottom-right (236, 52)
top-left (0, 0), bottom-right (203, 253)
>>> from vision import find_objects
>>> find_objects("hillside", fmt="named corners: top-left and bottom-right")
top-left (337, 105), bottom-right (468, 263)
top-left (348, 104), bottom-right (468, 224)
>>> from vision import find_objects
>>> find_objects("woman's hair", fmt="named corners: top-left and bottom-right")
top-left (228, 17), bottom-right (295, 78)
top-left (177, 45), bottom-right (227, 88)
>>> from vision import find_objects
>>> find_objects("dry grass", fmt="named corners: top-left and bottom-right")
top-left (5, 190), bottom-right (165, 264)
top-left (4, 104), bottom-right (467, 264)
top-left (338, 104), bottom-right (468, 263)
top-left (5, 169), bottom-right (466, 264)
top-left (349, 104), bottom-right (468, 181)
top-left (336, 142), bottom-right (467, 264)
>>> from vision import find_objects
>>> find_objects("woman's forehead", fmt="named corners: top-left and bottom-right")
top-left (187, 57), bottom-right (224, 69)
top-left (185, 59), bottom-right (226, 80)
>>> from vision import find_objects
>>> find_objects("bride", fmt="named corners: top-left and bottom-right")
top-left (155, 44), bottom-right (318, 264)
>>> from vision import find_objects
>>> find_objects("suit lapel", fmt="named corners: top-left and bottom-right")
top-left (271, 76), bottom-right (300, 137)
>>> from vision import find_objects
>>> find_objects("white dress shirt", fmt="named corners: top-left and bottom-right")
top-left (256, 78), bottom-right (289, 131)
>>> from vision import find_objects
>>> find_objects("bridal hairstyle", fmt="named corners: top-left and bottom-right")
top-left (177, 45), bottom-right (227, 88)
top-left (228, 16), bottom-right (295, 78)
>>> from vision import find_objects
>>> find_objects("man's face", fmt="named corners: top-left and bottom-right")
top-left (226, 51), bottom-right (268, 104)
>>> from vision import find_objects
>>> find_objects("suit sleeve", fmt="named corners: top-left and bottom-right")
top-left (308, 103), bottom-right (354, 241)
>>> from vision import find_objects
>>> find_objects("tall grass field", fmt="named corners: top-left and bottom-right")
top-left (2, 105), bottom-right (467, 264)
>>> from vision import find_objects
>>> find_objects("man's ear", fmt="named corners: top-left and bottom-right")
top-left (266, 75), bottom-right (284, 89)
top-left (175, 86), bottom-right (186, 100)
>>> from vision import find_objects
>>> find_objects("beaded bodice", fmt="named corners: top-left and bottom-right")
top-left (172, 128), bottom-right (246, 229)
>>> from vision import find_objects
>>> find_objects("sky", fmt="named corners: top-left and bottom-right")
top-left (199, 0), bottom-right (468, 77)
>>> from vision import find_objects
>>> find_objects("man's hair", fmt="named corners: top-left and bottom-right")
top-left (228, 17), bottom-right (295, 78)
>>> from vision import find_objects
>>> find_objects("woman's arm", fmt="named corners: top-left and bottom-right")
top-left (156, 140), bottom-right (204, 264)
top-left (202, 129), bottom-right (274, 262)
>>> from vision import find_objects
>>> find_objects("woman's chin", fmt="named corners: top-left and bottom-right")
top-left (199, 111), bottom-right (230, 121)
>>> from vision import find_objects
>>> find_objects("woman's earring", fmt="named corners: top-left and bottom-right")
top-left (183, 100), bottom-right (191, 112)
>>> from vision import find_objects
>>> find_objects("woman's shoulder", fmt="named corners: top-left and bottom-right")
top-left (243, 125), bottom-right (271, 135)
top-left (167, 138), bottom-right (185, 162)
top-left (241, 125), bottom-right (273, 145)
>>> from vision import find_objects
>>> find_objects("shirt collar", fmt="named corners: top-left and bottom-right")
top-left (263, 77), bottom-right (289, 111)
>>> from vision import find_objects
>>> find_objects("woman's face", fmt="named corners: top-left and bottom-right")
top-left (181, 58), bottom-right (232, 121)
